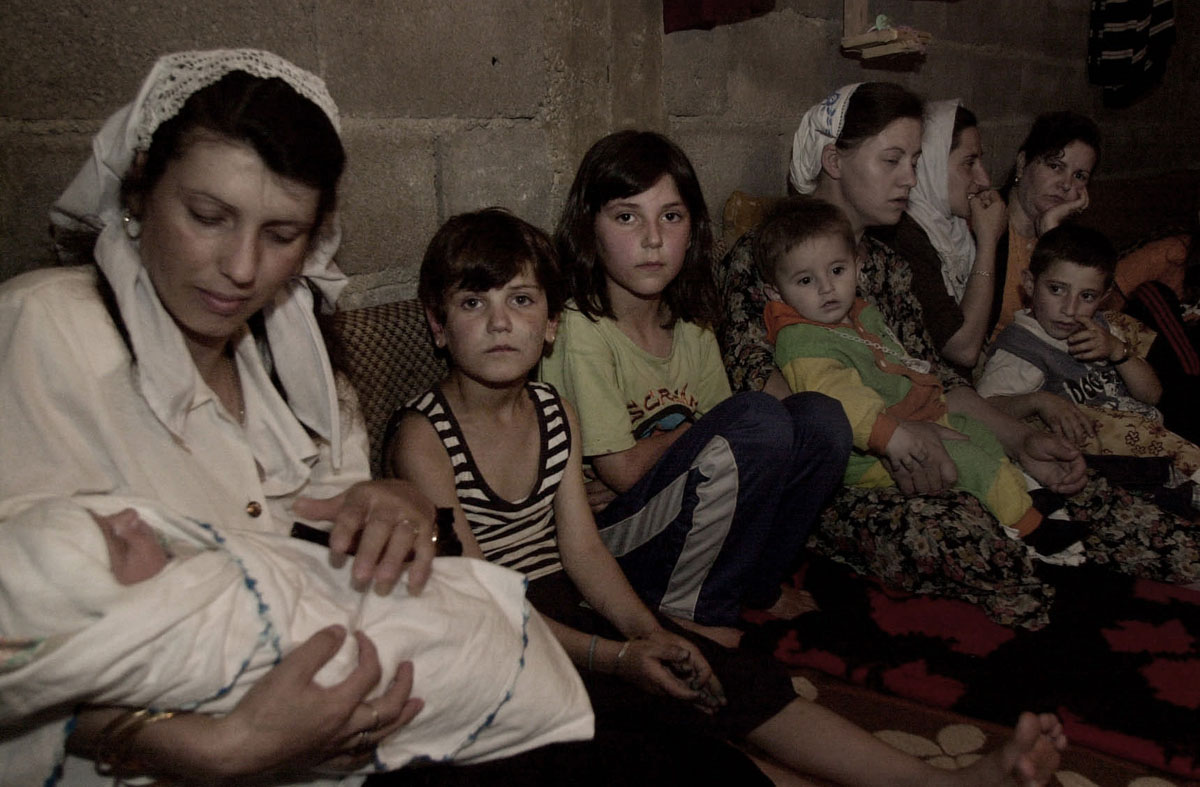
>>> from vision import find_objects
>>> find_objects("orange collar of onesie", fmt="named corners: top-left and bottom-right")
top-left (764, 298), bottom-right (870, 343)
top-left (764, 298), bottom-right (947, 424)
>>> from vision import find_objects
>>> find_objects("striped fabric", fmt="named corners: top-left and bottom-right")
top-left (1088, 0), bottom-right (1176, 105)
top-left (406, 382), bottom-right (567, 581)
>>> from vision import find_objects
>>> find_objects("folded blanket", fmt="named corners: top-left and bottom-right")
top-left (0, 496), bottom-right (593, 785)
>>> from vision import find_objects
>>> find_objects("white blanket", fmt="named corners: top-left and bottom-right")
top-left (0, 496), bottom-right (592, 785)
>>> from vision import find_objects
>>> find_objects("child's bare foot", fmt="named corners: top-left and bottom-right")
top-left (765, 585), bottom-right (819, 619)
top-left (946, 712), bottom-right (1066, 786)
top-left (667, 614), bottom-right (743, 649)
top-left (1000, 712), bottom-right (1067, 786)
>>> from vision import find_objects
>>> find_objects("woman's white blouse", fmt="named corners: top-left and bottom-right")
top-left (0, 265), bottom-right (371, 531)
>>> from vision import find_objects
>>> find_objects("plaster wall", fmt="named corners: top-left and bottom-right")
top-left (1, 0), bottom-right (1195, 305)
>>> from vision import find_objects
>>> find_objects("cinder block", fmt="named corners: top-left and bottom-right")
top-left (0, 1), bottom-right (318, 120)
top-left (317, 0), bottom-right (545, 119)
top-left (1020, 61), bottom-right (1091, 118)
top-left (337, 121), bottom-right (438, 284)
top-left (670, 122), bottom-right (791, 237)
top-left (0, 130), bottom-right (94, 281)
top-left (663, 28), bottom-right (730, 118)
top-left (723, 11), bottom-right (843, 125)
top-left (1041, 3), bottom-right (1089, 56)
top-left (915, 46), bottom-right (980, 110)
top-left (611, 0), bottom-right (665, 129)
top-left (439, 123), bottom-right (555, 232)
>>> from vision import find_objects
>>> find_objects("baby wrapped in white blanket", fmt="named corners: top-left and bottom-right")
top-left (0, 496), bottom-right (592, 783)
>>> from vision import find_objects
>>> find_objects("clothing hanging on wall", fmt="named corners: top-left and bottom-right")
top-left (1088, 0), bottom-right (1176, 107)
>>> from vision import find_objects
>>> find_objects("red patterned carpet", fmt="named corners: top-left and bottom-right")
top-left (739, 555), bottom-right (1200, 783)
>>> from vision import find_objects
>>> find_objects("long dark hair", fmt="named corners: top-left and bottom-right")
top-left (105, 71), bottom-right (345, 363)
top-left (419, 207), bottom-right (564, 325)
top-left (836, 82), bottom-right (924, 151)
top-left (123, 70), bottom-right (344, 230)
top-left (554, 130), bottom-right (722, 329)
top-left (950, 105), bottom-right (979, 152)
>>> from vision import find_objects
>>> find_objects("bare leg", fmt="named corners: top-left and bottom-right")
top-left (761, 585), bottom-right (819, 619)
top-left (744, 699), bottom-right (1065, 787)
top-left (666, 613), bottom-right (743, 649)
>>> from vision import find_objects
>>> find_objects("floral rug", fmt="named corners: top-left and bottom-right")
top-left (740, 556), bottom-right (1200, 781)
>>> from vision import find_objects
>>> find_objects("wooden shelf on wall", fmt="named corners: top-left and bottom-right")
top-left (841, 0), bottom-right (931, 59)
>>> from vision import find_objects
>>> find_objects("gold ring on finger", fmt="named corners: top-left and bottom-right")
top-left (365, 701), bottom-right (381, 732)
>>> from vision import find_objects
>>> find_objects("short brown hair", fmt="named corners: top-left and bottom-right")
top-left (419, 208), bottom-right (563, 324)
top-left (753, 196), bottom-right (855, 286)
top-left (1030, 224), bottom-right (1117, 288)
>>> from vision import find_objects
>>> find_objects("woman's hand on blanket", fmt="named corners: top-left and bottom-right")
top-left (221, 625), bottom-right (423, 776)
top-left (294, 479), bottom-right (438, 595)
top-left (882, 421), bottom-right (964, 494)
top-left (616, 629), bottom-right (726, 712)
top-left (1031, 393), bottom-right (1095, 446)
top-left (1015, 429), bottom-right (1087, 495)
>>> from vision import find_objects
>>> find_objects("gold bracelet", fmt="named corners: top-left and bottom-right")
top-left (94, 708), bottom-right (178, 781)
top-left (970, 269), bottom-right (994, 279)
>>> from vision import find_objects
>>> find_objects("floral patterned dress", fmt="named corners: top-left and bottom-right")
top-left (715, 228), bottom-right (1200, 629)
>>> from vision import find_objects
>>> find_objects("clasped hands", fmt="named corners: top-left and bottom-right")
top-left (615, 628), bottom-right (727, 715)
top-left (883, 419), bottom-right (1085, 496)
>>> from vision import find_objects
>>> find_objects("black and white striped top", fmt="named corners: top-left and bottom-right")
top-left (405, 382), bottom-right (567, 581)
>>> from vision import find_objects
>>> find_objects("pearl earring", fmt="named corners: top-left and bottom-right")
top-left (122, 211), bottom-right (142, 239)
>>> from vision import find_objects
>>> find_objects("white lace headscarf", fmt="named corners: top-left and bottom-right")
top-left (49, 49), bottom-right (350, 471)
top-left (908, 99), bottom-right (976, 303)
top-left (788, 83), bottom-right (861, 194)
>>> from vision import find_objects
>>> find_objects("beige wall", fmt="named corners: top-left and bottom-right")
top-left (2, 0), bottom-right (1196, 305)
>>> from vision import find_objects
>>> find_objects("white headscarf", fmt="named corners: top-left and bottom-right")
top-left (788, 83), bottom-right (861, 194)
top-left (48, 49), bottom-right (349, 469)
top-left (907, 99), bottom-right (977, 303)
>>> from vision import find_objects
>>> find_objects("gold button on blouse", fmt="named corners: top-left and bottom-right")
top-left (246, 501), bottom-right (263, 517)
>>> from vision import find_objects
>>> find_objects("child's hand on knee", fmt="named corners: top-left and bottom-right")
top-left (1032, 393), bottom-right (1094, 446)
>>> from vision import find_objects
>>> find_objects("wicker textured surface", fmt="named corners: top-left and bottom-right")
top-left (325, 299), bottom-right (446, 476)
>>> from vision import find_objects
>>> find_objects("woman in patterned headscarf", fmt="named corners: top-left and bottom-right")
top-left (715, 83), bottom-right (1200, 632)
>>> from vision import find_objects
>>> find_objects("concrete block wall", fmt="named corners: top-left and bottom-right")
top-left (1, 1), bottom-right (1196, 305)
top-left (667, 0), bottom-right (1200, 237)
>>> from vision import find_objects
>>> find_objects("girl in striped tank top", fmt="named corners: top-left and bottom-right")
top-left (386, 208), bottom-right (1069, 787)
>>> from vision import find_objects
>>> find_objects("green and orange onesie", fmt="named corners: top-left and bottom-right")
top-left (766, 298), bottom-right (1040, 537)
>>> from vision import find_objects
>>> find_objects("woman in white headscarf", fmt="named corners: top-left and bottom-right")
top-left (715, 82), bottom-right (1200, 632)
top-left (889, 99), bottom-right (1007, 372)
top-left (0, 50), bottom-right (759, 787)
top-left (0, 48), bottom-right (442, 784)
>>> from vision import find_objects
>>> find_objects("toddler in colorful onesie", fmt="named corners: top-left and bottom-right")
top-left (754, 196), bottom-right (1085, 561)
